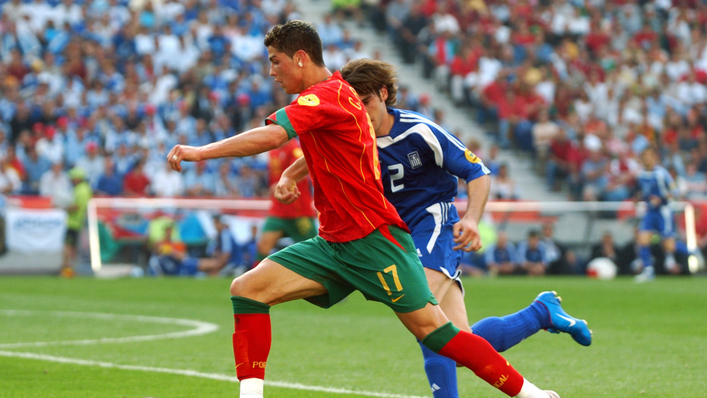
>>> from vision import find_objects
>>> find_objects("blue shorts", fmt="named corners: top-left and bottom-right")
top-left (148, 255), bottom-right (200, 276)
top-left (410, 202), bottom-right (464, 293)
top-left (640, 206), bottom-right (675, 238)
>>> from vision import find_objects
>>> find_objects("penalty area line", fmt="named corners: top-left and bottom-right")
top-left (0, 350), bottom-right (427, 398)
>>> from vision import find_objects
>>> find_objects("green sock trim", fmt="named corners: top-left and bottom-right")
top-left (231, 296), bottom-right (270, 314)
top-left (421, 322), bottom-right (461, 353)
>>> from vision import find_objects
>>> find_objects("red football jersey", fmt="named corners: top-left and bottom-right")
top-left (266, 72), bottom-right (408, 242)
top-left (268, 139), bottom-right (316, 219)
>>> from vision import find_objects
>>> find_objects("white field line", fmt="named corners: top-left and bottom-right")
top-left (0, 351), bottom-right (427, 398)
top-left (0, 311), bottom-right (428, 398)
top-left (0, 310), bottom-right (219, 348)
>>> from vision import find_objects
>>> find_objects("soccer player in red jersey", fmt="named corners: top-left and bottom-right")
top-left (279, 59), bottom-right (590, 398)
top-left (255, 139), bottom-right (317, 266)
top-left (167, 20), bottom-right (560, 398)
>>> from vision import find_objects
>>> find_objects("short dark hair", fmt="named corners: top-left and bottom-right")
top-left (340, 59), bottom-right (398, 106)
top-left (264, 20), bottom-right (324, 67)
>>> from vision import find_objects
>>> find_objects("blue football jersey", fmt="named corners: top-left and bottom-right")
top-left (376, 108), bottom-right (490, 231)
top-left (636, 166), bottom-right (675, 209)
top-left (637, 165), bottom-right (676, 237)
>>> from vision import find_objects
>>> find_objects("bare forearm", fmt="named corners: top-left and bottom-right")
top-left (198, 125), bottom-right (289, 161)
top-left (282, 156), bottom-right (309, 182)
top-left (463, 175), bottom-right (490, 223)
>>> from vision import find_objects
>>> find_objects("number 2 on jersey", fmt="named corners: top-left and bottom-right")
top-left (388, 164), bottom-right (404, 192)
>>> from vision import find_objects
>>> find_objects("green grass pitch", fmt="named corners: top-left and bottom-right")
top-left (1, 276), bottom-right (706, 397)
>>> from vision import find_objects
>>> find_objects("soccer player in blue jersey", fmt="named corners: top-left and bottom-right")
top-left (634, 146), bottom-right (679, 282)
top-left (276, 59), bottom-right (591, 398)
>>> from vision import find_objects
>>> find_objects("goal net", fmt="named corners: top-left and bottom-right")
top-left (86, 198), bottom-right (702, 276)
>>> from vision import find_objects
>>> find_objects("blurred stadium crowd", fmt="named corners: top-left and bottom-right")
top-left (0, 0), bottom-right (374, 201)
top-left (6, 0), bottom-right (706, 205)
top-left (373, 0), bottom-right (707, 202)
top-left (0, 0), bottom-right (704, 278)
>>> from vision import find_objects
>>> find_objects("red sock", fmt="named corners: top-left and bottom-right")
top-left (233, 313), bottom-right (272, 381)
top-left (439, 330), bottom-right (524, 396)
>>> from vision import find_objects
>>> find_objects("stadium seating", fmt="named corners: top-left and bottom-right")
top-left (0, 0), bottom-right (322, 199)
top-left (375, 0), bottom-right (707, 202)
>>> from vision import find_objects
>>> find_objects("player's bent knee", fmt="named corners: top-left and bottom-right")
top-left (230, 275), bottom-right (263, 300)
top-left (420, 321), bottom-right (461, 353)
top-left (230, 276), bottom-right (246, 297)
top-left (405, 322), bottom-right (436, 341)
top-left (397, 303), bottom-right (450, 340)
top-left (415, 327), bottom-right (441, 341)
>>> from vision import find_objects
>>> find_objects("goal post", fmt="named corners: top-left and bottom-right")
top-left (86, 198), bottom-right (701, 274)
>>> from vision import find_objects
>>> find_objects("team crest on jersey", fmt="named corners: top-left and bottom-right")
top-left (297, 94), bottom-right (320, 107)
top-left (465, 149), bottom-right (481, 163)
top-left (408, 151), bottom-right (422, 169)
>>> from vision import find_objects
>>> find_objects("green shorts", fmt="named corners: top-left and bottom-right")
top-left (268, 225), bottom-right (437, 313)
top-left (262, 216), bottom-right (318, 242)
top-left (65, 228), bottom-right (80, 248)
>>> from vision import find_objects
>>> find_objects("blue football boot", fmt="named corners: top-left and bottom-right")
top-left (535, 291), bottom-right (592, 347)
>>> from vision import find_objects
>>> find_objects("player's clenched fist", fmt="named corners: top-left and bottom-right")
top-left (274, 176), bottom-right (301, 204)
top-left (167, 145), bottom-right (201, 172)
top-left (453, 218), bottom-right (482, 252)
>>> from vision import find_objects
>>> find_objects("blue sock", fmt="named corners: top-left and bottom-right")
top-left (471, 301), bottom-right (550, 352)
top-left (639, 245), bottom-right (653, 269)
top-left (419, 340), bottom-right (458, 398)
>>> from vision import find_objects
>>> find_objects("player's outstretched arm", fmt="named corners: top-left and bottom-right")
top-left (453, 174), bottom-right (490, 251)
top-left (167, 124), bottom-right (289, 172)
top-left (274, 156), bottom-right (309, 204)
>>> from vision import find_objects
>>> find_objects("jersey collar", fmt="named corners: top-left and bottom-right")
top-left (383, 107), bottom-right (403, 138)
